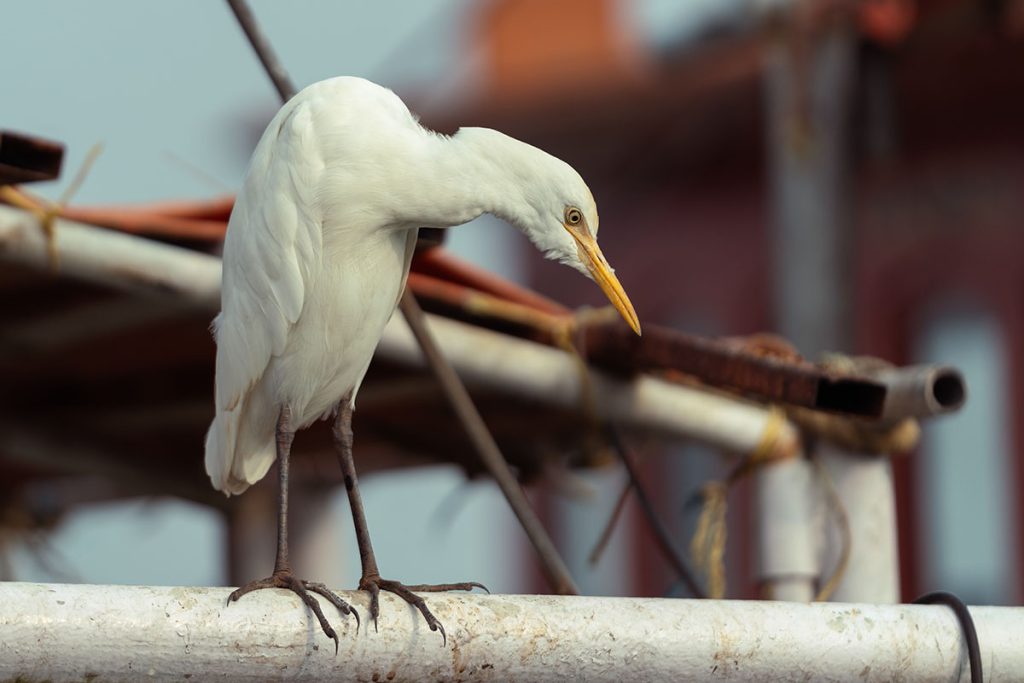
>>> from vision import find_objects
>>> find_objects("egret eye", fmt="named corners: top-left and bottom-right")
top-left (565, 207), bottom-right (583, 226)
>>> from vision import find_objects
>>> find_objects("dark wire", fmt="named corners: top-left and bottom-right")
top-left (913, 591), bottom-right (983, 683)
top-left (605, 424), bottom-right (706, 599)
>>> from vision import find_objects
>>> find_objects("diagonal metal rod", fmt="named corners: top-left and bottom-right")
top-left (398, 294), bottom-right (578, 594)
top-left (605, 425), bottom-right (705, 598)
top-left (222, 0), bottom-right (579, 595)
top-left (225, 0), bottom-right (296, 103)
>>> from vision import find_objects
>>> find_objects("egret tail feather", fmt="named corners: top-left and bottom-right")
top-left (205, 401), bottom-right (275, 496)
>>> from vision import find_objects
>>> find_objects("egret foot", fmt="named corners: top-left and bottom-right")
top-left (331, 400), bottom-right (487, 645)
top-left (228, 569), bottom-right (358, 653)
top-left (358, 574), bottom-right (487, 645)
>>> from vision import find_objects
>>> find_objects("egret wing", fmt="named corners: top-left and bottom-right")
top-left (206, 100), bottom-right (324, 492)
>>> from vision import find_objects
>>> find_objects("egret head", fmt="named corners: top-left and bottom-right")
top-left (514, 155), bottom-right (641, 336)
top-left (450, 127), bottom-right (640, 335)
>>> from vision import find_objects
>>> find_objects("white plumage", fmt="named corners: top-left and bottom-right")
top-left (205, 76), bottom-right (638, 496)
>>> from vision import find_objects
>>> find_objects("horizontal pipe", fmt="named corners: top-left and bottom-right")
top-left (4, 205), bottom-right (948, 429)
top-left (378, 312), bottom-right (800, 456)
top-left (876, 364), bottom-right (967, 421)
top-left (0, 203), bottom-right (222, 307)
top-left (0, 204), bottom-right (797, 455)
top-left (1, 583), bottom-right (1021, 682)
top-left (0, 204), bottom-right (899, 423)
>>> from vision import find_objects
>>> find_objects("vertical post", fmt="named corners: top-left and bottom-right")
top-left (756, 455), bottom-right (819, 602)
top-left (765, 8), bottom-right (857, 355)
top-left (761, 6), bottom-right (897, 602)
top-left (818, 446), bottom-right (901, 603)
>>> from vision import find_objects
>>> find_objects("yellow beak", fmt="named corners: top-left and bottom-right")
top-left (573, 235), bottom-right (641, 336)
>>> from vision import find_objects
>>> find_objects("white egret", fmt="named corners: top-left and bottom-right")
top-left (205, 76), bottom-right (640, 648)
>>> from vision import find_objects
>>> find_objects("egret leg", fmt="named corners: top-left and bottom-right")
top-left (227, 405), bottom-right (358, 653)
top-left (332, 398), bottom-right (486, 646)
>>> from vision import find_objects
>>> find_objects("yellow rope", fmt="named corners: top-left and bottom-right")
top-left (690, 480), bottom-right (729, 598)
top-left (0, 143), bottom-right (102, 271)
top-left (0, 186), bottom-right (60, 269)
top-left (813, 454), bottom-right (851, 602)
top-left (787, 406), bottom-right (921, 454)
top-left (689, 406), bottom-right (792, 598)
top-left (745, 406), bottom-right (791, 471)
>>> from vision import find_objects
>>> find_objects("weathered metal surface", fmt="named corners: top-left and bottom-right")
top-left (401, 276), bottom-right (901, 420)
top-left (2, 583), bottom-right (1021, 682)
top-left (405, 276), bottom-right (898, 419)
top-left (0, 130), bottom-right (64, 185)
top-left (580, 321), bottom-right (889, 417)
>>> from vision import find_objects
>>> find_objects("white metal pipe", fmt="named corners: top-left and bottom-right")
top-left (2, 583), bottom-right (1021, 682)
top-left (818, 446), bottom-right (901, 603)
top-left (876, 364), bottom-right (967, 420)
top-left (0, 205), bottom-right (798, 455)
top-left (756, 456), bottom-right (819, 602)
top-left (0, 204), bottom-right (222, 307)
top-left (377, 313), bottom-right (800, 456)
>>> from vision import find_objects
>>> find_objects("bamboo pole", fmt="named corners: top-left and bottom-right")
top-left (1, 583), bottom-right (1021, 682)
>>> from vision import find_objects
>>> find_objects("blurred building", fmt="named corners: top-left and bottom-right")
top-left (420, 0), bottom-right (1024, 603)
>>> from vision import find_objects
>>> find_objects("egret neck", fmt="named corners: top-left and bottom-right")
top-left (402, 126), bottom-right (641, 335)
